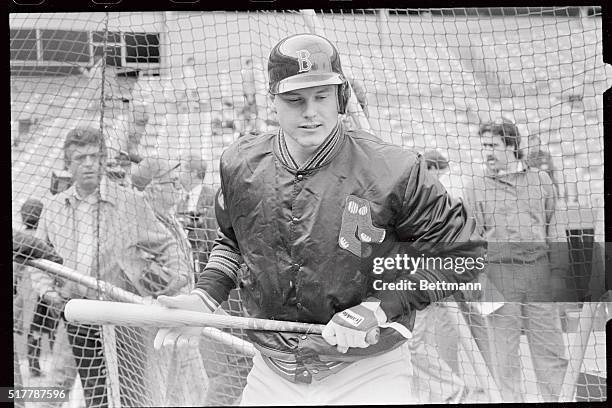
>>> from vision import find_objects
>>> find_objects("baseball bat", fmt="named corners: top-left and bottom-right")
top-left (65, 299), bottom-right (380, 344)
top-left (442, 301), bottom-right (503, 402)
top-left (28, 259), bottom-right (145, 304)
top-left (26, 259), bottom-right (257, 356)
top-left (558, 302), bottom-right (601, 402)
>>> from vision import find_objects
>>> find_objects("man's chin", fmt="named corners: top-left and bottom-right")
top-left (77, 177), bottom-right (101, 190)
top-left (484, 163), bottom-right (496, 174)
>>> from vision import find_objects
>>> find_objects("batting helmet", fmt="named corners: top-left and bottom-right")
top-left (268, 34), bottom-right (351, 114)
top-left (423, 150), bottom-right (449, 171)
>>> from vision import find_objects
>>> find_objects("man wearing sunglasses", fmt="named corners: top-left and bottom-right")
top-left (132, 157), bottom-right (192, 296)
top-left (131, 156), bottom-right (209, 405)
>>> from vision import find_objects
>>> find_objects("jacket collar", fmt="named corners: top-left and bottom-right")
top-left (486, 161), bottom-right (527, 187)
top-left (63, 176), bottom-right (116, 207)
top-left (275, 121), bottom-right (346, 172)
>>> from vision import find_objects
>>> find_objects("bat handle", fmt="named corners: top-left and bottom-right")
top-left (365, 327), bottom-right (380, 345)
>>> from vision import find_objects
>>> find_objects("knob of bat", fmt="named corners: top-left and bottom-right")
top-left (365, 327), bottom-right (380, 345)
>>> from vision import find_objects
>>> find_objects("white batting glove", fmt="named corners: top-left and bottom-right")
top-left (322, 300), bottom-right (387, 353)
top-left (153, 294), bottom-right (213, 350)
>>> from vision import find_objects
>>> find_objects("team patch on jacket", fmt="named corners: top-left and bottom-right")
top-left (338, 195), bottom-right (385, 256)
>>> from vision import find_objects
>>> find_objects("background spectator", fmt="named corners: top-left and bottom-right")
top-left (463, 119), bottom-right (568, 402)
top-left (177, 153), bottom-right (218, 275)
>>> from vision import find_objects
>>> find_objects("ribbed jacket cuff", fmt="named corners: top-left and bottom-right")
top-left (190, 288), bottom-right (220, 312)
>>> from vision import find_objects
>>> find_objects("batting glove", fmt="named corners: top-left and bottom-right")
top-left (153, 294), bottom-right (214, 350)
top-left (322, 299), bottom-right (386, 353)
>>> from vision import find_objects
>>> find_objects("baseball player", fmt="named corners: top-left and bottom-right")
top-left (155, 33), bottom-right (486, 405)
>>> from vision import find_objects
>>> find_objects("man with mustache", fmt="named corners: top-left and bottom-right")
top-left (463, 119), bottom-right (568, 402)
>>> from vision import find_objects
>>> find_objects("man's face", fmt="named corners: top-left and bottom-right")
top-left (66, 144), bottom-right (104, 192)
top-left (273, 85), bottom-right (339, 153)
top-left (178, 163), bottom-right (203, 191)
top-left (481, 132), bottom-right (515, 173)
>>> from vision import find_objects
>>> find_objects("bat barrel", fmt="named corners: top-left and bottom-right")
top-left (64, 299), bottom-right (380, 344)
top-left (25, 260), bottom-right (257, 354)
top-left (65, 299), bottom-right (326, 334)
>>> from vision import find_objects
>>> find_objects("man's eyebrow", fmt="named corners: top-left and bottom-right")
top-left (282, 89), bottom-right (332, 97)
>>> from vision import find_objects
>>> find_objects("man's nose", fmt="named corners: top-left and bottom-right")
top-left (303, 99), bottom-right (317, 118)
top-left (83, 155), bottom-right (96, 165)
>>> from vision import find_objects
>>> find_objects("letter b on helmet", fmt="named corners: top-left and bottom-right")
top-left (268, 33), bottom-right (351, 114)
top-left (295, 49), bottom-right (312, 73)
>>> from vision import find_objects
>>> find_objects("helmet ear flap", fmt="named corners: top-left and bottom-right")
top-left (338, 81), bottom-right (351, 114)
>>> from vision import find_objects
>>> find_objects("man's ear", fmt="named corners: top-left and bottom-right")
top-left (143, 185), bottom-right (156, 200)
top-left (99, 152), bottom-right (108, 167)
top-left (63, 146), bottom-right (73, 170)
top-left (268, 93), bottom-right (277, 113)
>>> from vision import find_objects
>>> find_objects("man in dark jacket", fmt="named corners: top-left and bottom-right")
top-left (14, 199), bottom-right (61, 378)
top-left (155, 33), bottom-right (486, 405)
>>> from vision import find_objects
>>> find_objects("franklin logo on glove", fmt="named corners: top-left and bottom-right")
top-left (322, 299), bottom-right (388, 353)
top-left (339, 309), bottom-right (365, 327)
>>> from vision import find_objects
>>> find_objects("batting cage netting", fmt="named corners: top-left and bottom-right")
top-left (11, 8), bottom-right (609, 407)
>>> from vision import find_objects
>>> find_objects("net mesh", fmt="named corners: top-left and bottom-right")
top-left (11, 8), bottom-right (608, 406)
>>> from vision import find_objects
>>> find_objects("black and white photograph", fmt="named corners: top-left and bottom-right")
top-left (9, 3), bottom-right (609, 406)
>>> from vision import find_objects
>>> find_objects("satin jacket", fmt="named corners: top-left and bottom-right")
top-left (197, 128), bottom-right (486, 361)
